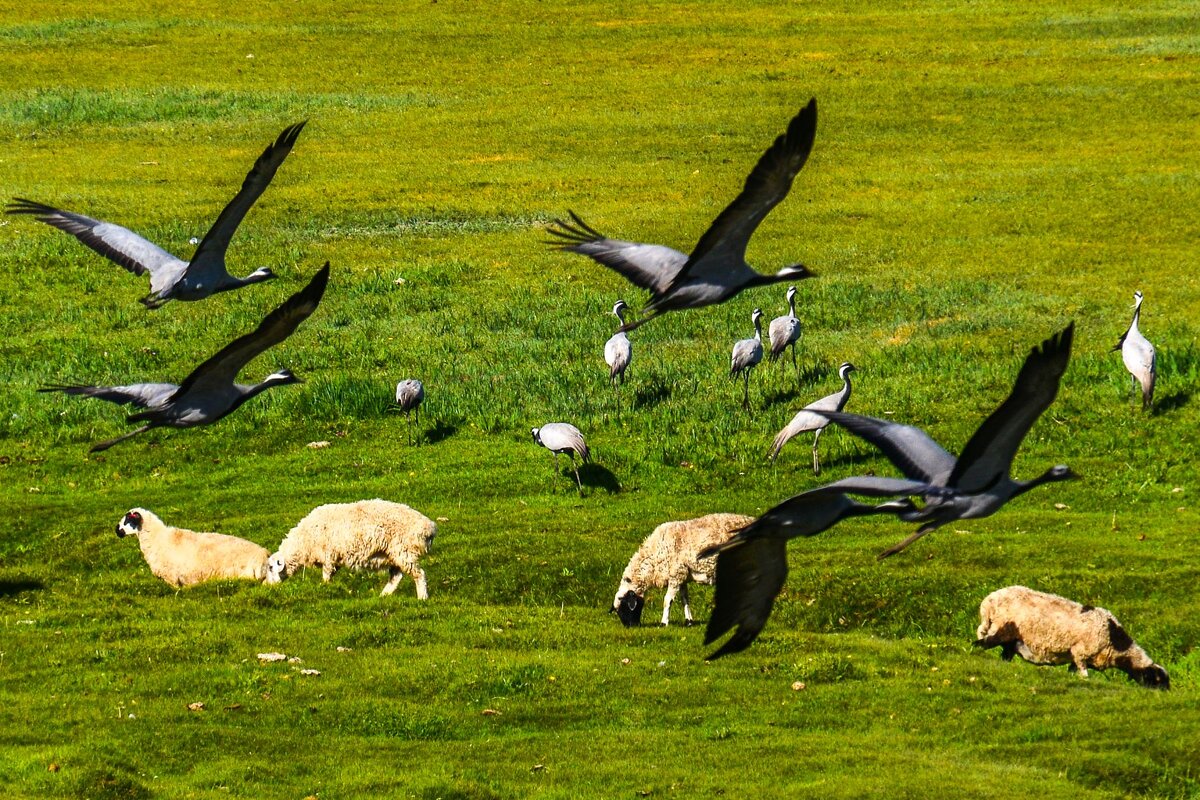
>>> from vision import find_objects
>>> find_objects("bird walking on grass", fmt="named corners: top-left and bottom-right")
top-left (769, 361), bottom-right (855, 473)
top-left (730, 308), bottom-right (764, 410)
top-left (545, 99), bottom-right (819, 332)
top-left (767, 285), bottom-right (802, 369)
top-left (7, 121), bottom-right (307, 308)
top-left (394, 379), bottom-right (425, 444)
top-left (1113, 290), bottom-right (1156, 412)
top-left (40, 263), bottom-right (330, 452)
top-left (531, 422), bottom-right (590, 495)
top-left (700, 478), bottom-right (928, 658)
top-left (814, 323), bottom-right (1079, 559)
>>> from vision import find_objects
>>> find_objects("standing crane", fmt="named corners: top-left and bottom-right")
top-left (1113, 290), bottom-right (1156, 411)
top-left (730, 308), bottom-right (764, 410)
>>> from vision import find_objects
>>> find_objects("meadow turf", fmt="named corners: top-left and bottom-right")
top-left (1, 0), bottom-right (1199, 797)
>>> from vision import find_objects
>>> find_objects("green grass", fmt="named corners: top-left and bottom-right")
top-left (2, 0), bottom-right (1199, 797)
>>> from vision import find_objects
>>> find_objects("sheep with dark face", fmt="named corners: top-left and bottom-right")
top-left (116, 508), bottom-right (271, 587)
top-left (612, 513), bottom-right (753, 627)
top-left (974, 585), bottom-right (1169, 689)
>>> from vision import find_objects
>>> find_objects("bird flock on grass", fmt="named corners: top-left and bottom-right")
top-left (11, 97), bottom-right (1167, 668)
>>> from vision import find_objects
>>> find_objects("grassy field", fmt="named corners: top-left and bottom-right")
top-left (1, 0), bottom-right (1199, 797)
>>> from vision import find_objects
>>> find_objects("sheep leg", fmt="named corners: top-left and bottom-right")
top-left (322, 563), bottom-right (337, 582)
top-left (661, 583), bottom-right (678, 626)
top-left (411, 567), bottom-right (428, 600)
top-left (678, 583), bottom-right (693, 626)
top-left (1070, 648), bottom-right (1090, 678)
top-left (381, 567), bottom-right (405, 596)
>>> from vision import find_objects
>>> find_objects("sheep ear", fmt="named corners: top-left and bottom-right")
top-left (1107, 618), bottom-right (1134, 652)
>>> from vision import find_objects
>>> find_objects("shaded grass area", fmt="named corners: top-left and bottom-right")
top-left (1, 0), bottom-right (1199, 797)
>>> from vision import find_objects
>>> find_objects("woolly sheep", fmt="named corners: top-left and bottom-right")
top-left (115, 508), bottom-right (271, 587)
top-left (266, 499), bottom-right (436, 598)
top-left (612, 512), bottom-right (753, 627)
top-left (974, 585), bottom-right (1169, 689)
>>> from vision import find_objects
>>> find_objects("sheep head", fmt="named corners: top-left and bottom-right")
top-left (1120, 659), bottom-right (1170, 690)
top-left (613, 590), bottom-right (645, 627)
top-left (116, 509), bottom-right (146, 538)
top-left (264, 553), bottom-right (289, 584)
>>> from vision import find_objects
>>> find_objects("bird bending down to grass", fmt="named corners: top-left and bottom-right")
top-left (700, 477), bottom-right (932, 658)
top-left (814, 322), bottom-right (1079, 559)
top-left (7, 121), bottom-right (307, 308)
top-left (769, 361), bottom-right (855, 473)
top-left (394, 379), bottom-right (425, 444)
top-left (40, 263), bottom-right (330, 452)
top-left (531, 422), bottom-right (590, 495)
top-left (1113, 290), bottom-right (1156, 412)
top-left (767, 285), bottom-right (802, 369)
top-left (545, 99), bottom-right (819, 332)
top-left (730, 308), bottom-right (764, 410)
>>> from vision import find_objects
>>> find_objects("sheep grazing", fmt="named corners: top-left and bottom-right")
top-left (974, 585), bottom-right (1169, 689)
top-left (115, 508), bottom-right (271, 587)
top-left (612, 513), bottom-right (753, 627)
top-left (266, 499), bottom-right (436, 598)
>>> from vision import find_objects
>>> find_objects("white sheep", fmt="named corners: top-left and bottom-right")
top-left (612, 512), bottom-right (753, 627)
top-left (115, 508), bottom-right (271, 587)
top-left (266, 499), bottom-right (436, 598)
top-left (974, 585), bottom-right (1169, 689)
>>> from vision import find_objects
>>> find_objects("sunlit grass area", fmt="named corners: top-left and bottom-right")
top-left (1, 1), bottom-right (1198, 797)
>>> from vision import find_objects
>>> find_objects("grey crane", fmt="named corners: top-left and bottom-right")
top-left (531, 422), bottom-right (591, 495)
top-left (545, 99), bottom-right (819, 332)
top-left (814, 322), bottom-right (1078, 559)
top-left (730, 308), bottom-right (764, 409)
top-left (767, 285), bottom-right (801, 368)
top-left (604, 300), bottom-right (633, 386)
top-left (40, 262), bottom-right (330, 452)
top-left (1113, 290), bottom-right (1156, 411)
top-left (699, 477), bottom-right (931, 658)
top-left (394, 379), bottom-right (426, 444)
top-left (769, 361), bottom-right (855, 473)
top-left (7, 121), bottom-right (306, 308)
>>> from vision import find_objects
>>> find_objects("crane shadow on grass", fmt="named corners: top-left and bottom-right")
top-left (422, 421), bottom-right (459, 445)
top-left (578, 463), bottom-right (621, 494)
top-left (0, 579), bottom-right (45, 598)
top-left (632, 379), bottom-right (672, 411)
top-left (1151, 391), bottom-right (1190, 416)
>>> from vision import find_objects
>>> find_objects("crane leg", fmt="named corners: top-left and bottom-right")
top-left (570, 454), bottom-right (583, 496)
top-left (811, 428), bottom-right (823, 475)
top-left (741, 373), bottom-right (750, 410)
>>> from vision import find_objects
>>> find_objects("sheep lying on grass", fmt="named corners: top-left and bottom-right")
top-left (116, 508), bottom-right (270, 587)
top-left (974, 585), bottom-right (1169, 689)
top-left (612, 513), bottom-right (753, 627)
top-left (266, 499), bottom-right (436, 598)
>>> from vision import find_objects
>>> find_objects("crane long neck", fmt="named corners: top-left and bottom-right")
top-left (788, 293), bottom-right (797, 318)
top-left (228, 377), bottom-right (290, 415)
top-left (1130, 303), bottom-right (1142, 333)
top-left (753, 317), bottom-right (762, 341)
top-left (838, 373), bottom-right (852, 410)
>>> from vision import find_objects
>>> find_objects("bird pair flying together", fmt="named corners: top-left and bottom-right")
top-left (704, 323), bottom-right (1078, 658)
